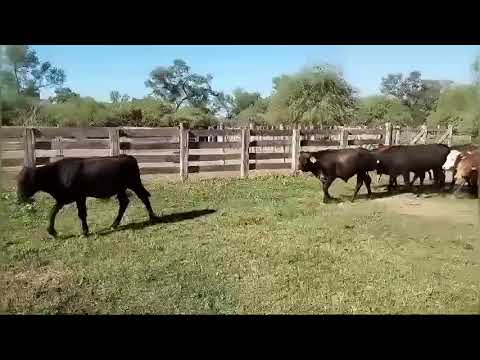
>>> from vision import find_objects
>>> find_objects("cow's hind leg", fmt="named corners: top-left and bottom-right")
top-left (76, 197), bottom-right (89, 236)
top-left (434, 168), bottom-right (446, 188)
top-left (129, 182), bottom-right (159, 220)
top-left (47, 202), bottom-right (64, 237)
top-left (364, 173), bottom-right (372, 197)
top-left (402, 172), bottom-right (411, 190)
top-left (410, 173), bottom-right (419, 186)
top-left (351, 173), bottom-right (365, 202)
top-left (111, 191), bottom-right (129, 229)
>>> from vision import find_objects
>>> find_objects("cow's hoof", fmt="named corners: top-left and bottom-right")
top-left (149, 215), bottom-right (161, 222)
top-left (111, 222), bottom-right (119, 229)
top-left (47, 228), bottom-right (57, 238)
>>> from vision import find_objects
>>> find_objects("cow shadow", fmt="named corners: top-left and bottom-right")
top-left (51, 209), bottom-right (217, 240)
top-left (96, 209), bottom-right (217, 236)
top-left (337, 183), bottom-right (459, 202)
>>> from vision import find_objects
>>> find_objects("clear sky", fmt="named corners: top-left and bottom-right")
top-left (34, 45), bottom-right (480, 102)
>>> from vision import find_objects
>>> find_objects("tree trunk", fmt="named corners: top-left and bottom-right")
top-left (13, 62), bottom-right (21, 95)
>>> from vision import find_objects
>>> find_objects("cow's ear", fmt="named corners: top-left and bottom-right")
top-left (309, 156), bottom-right (317, 164)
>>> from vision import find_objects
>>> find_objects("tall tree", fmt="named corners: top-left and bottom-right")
top-left (380, 71), bottom-right (448, 124)
top-left (145, 59), bottom-right (219, 112)
top-left (212, 88), bottom-right (262, 119)
top-left (49, 87), bottom-right (79, 104)
top-left (1, 45), bottom-right (65, 97)
top-left (110, 90), bottom-right (121, 103)
top-left (472, 55), bottom-right (480, 85)
top-left (266, 65), bottom-right (357, 126)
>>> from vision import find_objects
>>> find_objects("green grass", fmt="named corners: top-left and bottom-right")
top-left (1, 175), bottom-right (479, 314)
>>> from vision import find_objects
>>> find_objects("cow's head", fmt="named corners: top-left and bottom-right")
top-left (298, 152), bottom-right (317, 173)
top-left (442, 150), bottom-right (461, 171)
top-left (16, 166), bottom-right (37, 204)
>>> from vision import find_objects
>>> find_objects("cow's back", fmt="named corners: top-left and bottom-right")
top-left (376, 144), bottom-right (449, 173)
top-left (49, 155), bottom-right (140, 199)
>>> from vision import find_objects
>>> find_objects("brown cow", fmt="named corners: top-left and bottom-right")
top-left (453, 150), bottom-right (479, 196)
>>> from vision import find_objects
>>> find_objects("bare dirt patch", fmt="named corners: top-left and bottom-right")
top-left (0, 262), bottom-right (74, 313)
top-left (372, 192), bottom-right (478, 225)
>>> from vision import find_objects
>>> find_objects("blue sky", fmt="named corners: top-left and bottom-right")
top-left (34, 45), bottom-right (480, 102)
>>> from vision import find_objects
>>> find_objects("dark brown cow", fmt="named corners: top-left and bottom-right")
top-left (17, 155), bottom-right (159, 237)
top-left (298, 148), bottom-right (377, 203)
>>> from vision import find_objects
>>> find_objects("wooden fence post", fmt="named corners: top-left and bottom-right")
top-left (340, 127), bottom-right (348, 148)
top-left (421, 125), bottom-right (428, 144)
top-left (240, 127), bottom-right (250, 178)
top-left (384, 122), bottom-right (392, 145)
top-left (109, 128), bottom-right (120, 156)
top-left (291, 126), bottom-right (300, 175)
top-left (394, 126), bottom-right (400, 145)
top-left (447, 124), bottom-right (453, 147)
top-left (179, 123), bottom-right (189, 181)
top-left (23, 127), bottom-right (36, 167)
top-left (52, 136), bottom-right (63, 162)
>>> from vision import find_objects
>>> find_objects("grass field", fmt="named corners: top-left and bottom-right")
top-left (1, 174), bottom-right (479, 314)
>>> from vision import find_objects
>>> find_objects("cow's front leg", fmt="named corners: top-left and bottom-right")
top-left (76, 198), bottom-right (89, 236)
top-left (320, 176), bottom-right (335, 203)
top-left (47, 202), bottom-right (64, 237)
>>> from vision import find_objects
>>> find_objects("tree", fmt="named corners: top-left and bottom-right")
top-left (426, 85), bottom-right (479, 135)
top-left (1, 45), bottom-right (65, 97)
top-left (380, 71), bottom-right (448, 125)
top-left (472, 55), bottom-right (480, 85)
top-left (355, 96), bottom-right (413, 127)
top-left (110, 90), bottom-right (131, 103)
top-left (212, 88), bottom-right (262, 120)
top-left (235, 97), bottom-right (270, 126)
top-left (49, 87), bottom-right (79, 104)
top-left (265, 65), bottom-right (357, 126)
top-left (145, 59), bottom-right (219, 112)
top-left (110, 90), bottom-right (121, 103)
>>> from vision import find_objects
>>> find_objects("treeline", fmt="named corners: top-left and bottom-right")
top-left (1, 46), bottom-right (479, 137)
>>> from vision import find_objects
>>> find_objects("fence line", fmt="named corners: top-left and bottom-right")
top-left (0, 123), bottom-right (463, 180)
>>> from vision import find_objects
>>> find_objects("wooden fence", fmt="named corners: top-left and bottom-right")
top-left (0, 123), bottom-right (465, 180)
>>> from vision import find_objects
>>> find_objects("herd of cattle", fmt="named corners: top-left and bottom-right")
top-left (298, 143), bottom-right (479, 203)
top-left (14, 142), bottom-right (479, 237)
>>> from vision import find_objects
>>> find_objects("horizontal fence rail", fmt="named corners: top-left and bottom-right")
top-left (0, 123), bottom-right (464, 180)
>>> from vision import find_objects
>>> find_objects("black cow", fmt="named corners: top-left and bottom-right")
top-left (298, 148), bottom-right (377, 203)
top-left (374, 144), bottom-right (450, 192)
top-left (373, 145), bottom-right (433, 187)
top-left (17, 155), bottom-right (159, 237)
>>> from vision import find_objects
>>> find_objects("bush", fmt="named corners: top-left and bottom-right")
top-left (427, 85), bottom-right (479, 134)
top-left (38, 97), bottom-right (110, 127)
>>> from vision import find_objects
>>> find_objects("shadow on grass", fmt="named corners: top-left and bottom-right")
top-left (96, 208), bottom-right (217, 236)
top-left (335, 183), bottom-right (472, 203)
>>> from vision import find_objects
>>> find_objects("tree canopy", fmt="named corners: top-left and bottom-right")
top-left (265, 65), bottom-right (357, 126)
top-left (1, 45), bottom-right (65, 97)
top-left (145, 59), bottom-right (219, 112)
